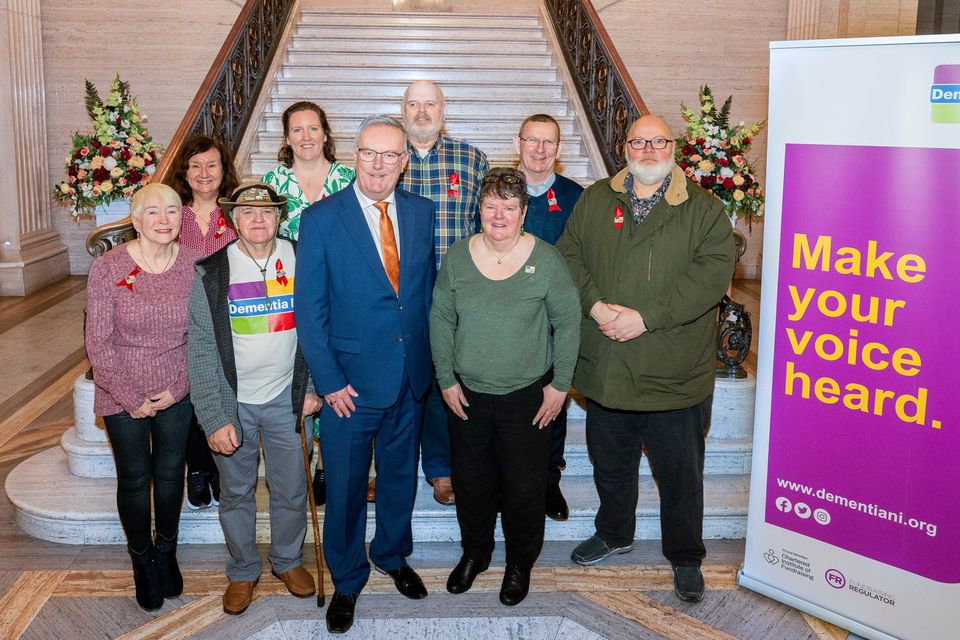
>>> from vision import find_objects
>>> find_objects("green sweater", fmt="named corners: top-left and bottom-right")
top-left (430, 236), bottom-right (581, 395)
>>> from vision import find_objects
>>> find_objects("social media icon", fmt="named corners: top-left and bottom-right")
top-left (776, 497), bottom-right (792, 513)
top-left (814, 508), bottom-right (831, 525)
top-left (794, 502), bottom-right (811, 519)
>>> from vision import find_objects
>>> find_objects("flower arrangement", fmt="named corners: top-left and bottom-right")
top-left (53, 75), bottom-right (163, 218)
top-left (676, 85), bottom-right (766, 227)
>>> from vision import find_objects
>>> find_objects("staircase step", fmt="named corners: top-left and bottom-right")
top-left (259, 113), bottom-right (583, 136)
top-left (285, 51), bottom-right (554, 69)
top-left (8, 447), bottom-right (748, 545)
top-left (290, 35), bottom-right (548, 54)
top-left (273, 78), bottom-right (564, 101)
top-left (268, 96), bottom-right (569, 118)
top-left (298, 12), bottom-right (542, 29)
top-left (278, 63), bottom-right (558, 84)
top-left (247, 154), bottom-right (591, 177)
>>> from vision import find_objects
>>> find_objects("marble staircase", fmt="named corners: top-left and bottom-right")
top-left (242, 11), bottom-right (600, 185)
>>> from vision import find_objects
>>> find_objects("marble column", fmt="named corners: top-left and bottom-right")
top-left (0, 0), bottom-right (69, 296)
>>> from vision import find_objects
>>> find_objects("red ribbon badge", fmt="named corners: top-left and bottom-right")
top-left (275, 258), bottom-right (288, 287)
top-left (216, 215), bottom-right (227, 237)
top-left (546, 187), bottom-right (561, 213)
top-left (447, 172), bottom-right (460, 199)
top-left (116, 265), bottom-right (142, 291)
top-left (614, 204), bottom-right (624, 229)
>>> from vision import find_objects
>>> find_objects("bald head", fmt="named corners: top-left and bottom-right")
top-left (627, 115), bottom-right (672, 142)
top-left (403, 81), bottom-right (446, 147)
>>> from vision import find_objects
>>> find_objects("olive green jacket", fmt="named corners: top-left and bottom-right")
top-left (556, 165), bottom-right (736, 411)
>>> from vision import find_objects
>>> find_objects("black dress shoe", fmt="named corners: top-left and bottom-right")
top-left (545, 483), bottom-right (569, 521)
top-left (375, 563), bottom-right (428, 599)
top-left (672, 564), bottom-right (705, 602)
top-left (326, 592), bottom-right (358, 634)
top-left (312, 468), bottom-right (326, 506)
top-left (499, 565), bottom-right (531, 606)
top-left (446, 555), bottom-right (490, 594)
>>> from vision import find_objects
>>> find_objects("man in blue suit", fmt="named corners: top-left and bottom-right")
top-left (295, 115), bottom-right (436, 634)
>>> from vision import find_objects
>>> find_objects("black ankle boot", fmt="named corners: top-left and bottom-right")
top-left (154, 531), bottom-right (183, 598)
top-left (128, 544), bottom-right (163, 611)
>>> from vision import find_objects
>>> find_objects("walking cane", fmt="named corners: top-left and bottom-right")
top-left (297, 413), bottom-right (326, 606)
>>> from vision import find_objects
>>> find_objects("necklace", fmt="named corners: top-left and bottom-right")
top-left (137, 241), bottom-right (176, 274)
top-left (239, 238), bottom-right (276, 298)
top-left (484, 235), bottom-right (522, 264)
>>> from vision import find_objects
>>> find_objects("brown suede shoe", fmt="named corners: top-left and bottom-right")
top-left (272, 566), bottom-right (316, 597)
top-left (430, 476), bottom-right (455, 505)
top-left (366, 478), bottom-right (376, 503)
top-left (223, 579), bottom-right (258, 615)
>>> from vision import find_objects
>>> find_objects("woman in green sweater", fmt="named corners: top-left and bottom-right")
top-left (430, 167), bottom-right (581, 606)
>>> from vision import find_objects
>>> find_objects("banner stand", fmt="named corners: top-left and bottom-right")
top-left (737, 570), bottom-right (897, 640)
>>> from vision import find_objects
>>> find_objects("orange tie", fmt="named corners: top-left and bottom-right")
top-left (374, 201), bottom-right (400, 295)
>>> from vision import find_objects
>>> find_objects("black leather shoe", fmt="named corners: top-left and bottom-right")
top-left (499, 565), bottom-right (531, 606)
top-left (375, 563), bottom-right (427, 599)
top-left (673, 564), bottom-right (705, 602)
top-left (326, 592), bottom-right (358, 634)
top-left (545, 484), bottom-right (569, 521)
top-left (446, 555), bottom-right (490, 594)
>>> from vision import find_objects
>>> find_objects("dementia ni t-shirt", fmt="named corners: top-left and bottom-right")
top-left (227, 239), bottom-right (298, 404)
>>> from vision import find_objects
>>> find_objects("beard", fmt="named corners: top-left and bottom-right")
top-left (626, 155), bottom-right (674, 186)
top-left (405, 116), bottom-right (443, 141)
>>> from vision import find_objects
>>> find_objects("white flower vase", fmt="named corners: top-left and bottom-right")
top-left (94, 199), bottom-right (130, 227)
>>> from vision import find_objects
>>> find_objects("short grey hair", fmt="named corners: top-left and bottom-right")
top-left (356, 114), bottom-right (407, 148)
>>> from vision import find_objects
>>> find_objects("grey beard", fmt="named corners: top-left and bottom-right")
top-left (627, 157), bottom-right (673, 186)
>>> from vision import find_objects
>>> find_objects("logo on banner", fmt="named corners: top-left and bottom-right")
top-left (931, 65), bottom-right (960, 123)
top-left (825, 568), bottom-right (846, 589)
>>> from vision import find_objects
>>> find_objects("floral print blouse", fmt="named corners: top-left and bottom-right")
top-left (262, 161), bottom-right (355, 240)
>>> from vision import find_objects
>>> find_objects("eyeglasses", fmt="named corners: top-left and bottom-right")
top-left (626, 137), bottom-right (674, 151)
top-left (482, 172), bottom-right (524, 185)
top-left (517, 136), bottom-right (559, 150)
top-left (356, 148), bottom-right (404, 165)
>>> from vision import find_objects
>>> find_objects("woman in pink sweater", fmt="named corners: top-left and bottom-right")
top-left (85, 183), bottom-right (197, 611)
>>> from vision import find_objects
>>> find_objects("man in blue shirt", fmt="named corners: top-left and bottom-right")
top-left (513, 113), bottom-right (584, 521)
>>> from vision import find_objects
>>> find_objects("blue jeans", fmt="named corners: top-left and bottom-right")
top-left (586, 395), bottom-right (711, 566)
top-left (104, 396), bottom-right (193, 550)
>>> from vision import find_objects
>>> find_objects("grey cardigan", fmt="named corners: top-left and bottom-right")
top-left (187, 239), bottom-right (313, 440)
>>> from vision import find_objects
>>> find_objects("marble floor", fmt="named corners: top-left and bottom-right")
top-left (0, 278), bottom-right (858, 639)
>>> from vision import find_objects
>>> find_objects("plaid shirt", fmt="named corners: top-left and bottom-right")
top-left (401, 135), bottom-right (489, 269)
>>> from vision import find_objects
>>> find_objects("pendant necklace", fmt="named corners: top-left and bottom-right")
top-left (485, 235), bottom-right (522, 264)
top-left (240, 238), bottom-right (276, 300)
top-left (138, 241), bottom-right (175, 275)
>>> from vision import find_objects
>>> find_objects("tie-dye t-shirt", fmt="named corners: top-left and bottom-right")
top-left (227, 239), bottom-right (298, 404)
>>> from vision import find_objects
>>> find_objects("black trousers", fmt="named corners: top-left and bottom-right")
top-left (185, 412), bottom-right (216, 476)
top-left (104, 396), bottom-right (193, 550)
top-left (449, 377), bottom-right (553, 569)
top-left (586, 395), bottom-right (711, 566)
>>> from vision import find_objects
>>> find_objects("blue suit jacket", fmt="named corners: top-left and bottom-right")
top-left (294, 184), bottom-right (436, 409)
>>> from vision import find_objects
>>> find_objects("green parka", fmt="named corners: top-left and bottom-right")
top-left (556, 165), bottom-right (736, 411)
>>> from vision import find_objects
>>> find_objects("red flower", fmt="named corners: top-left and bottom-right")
top-left (144, 155), bottom-right (153, 166)
top-left (743, 136), bottom-right (752, 145)
top-left (91, 139), bottom-right (101, 148)
top-left (723, 178), bottom-right (735, 190)
top-left (696, 137), bottom-right (705, 145)
top-left (99, 146), bottom-right (113, 157)
top-left (119, 147), bottom-right (132, 161)
top-left (127, 169), bottom-right (143, 184)
top-left (717, 157), bottom-right (729, 167)
top-left (700, 175), bottom-right (716, 188)
top-left (678, 160), bottom-right (687, 169)
top-left (682, 144), bottom-right (695, 156)
top-left (93, 167), bottom-right (110, 182)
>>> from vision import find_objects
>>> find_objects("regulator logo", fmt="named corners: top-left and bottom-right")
top-left (931, 64), bottom-right (960, 123)
top-left (825, 568), bottom-right (846, 589)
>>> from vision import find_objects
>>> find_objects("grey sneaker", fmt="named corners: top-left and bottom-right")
top-left (672, 565), bottom-right (705, 602)
top-left (570, 535), bottom-right (633, 566)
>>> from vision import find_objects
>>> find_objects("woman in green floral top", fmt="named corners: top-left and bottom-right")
top-left (262, 101), bottom-right (353, 504)
top-left (262, 101), bottom-right (354, 240)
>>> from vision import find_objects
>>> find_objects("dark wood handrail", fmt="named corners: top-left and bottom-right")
top-left (85, 0), bottom-right (296, 256)
top-left (544, 0), bottom-right (649, 174)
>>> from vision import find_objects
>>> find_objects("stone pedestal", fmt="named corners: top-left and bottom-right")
top-left (0, 0), bottom-right (70, 295)
top-left (60, 375), bottom-right (115, 478)
top-left (711, 374), bottom-right (757, 440)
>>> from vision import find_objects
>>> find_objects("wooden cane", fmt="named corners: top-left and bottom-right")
top-left (298, 414), bottom-right (326, 606)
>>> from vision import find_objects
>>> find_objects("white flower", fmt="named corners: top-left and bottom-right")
top-left (121, 119), bottom-right (130, 128)
top-left (103, 156), bottom-right (118, 171)
top-left (719, 167), bottom-right (734, 178)
top-left (146, 164), bottom-right (156, 176)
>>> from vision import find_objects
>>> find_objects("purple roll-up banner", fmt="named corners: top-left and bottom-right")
top-left (740, 35), bottom-right (960, 640)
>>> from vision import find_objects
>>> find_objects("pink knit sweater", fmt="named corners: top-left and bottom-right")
top-left (85, 244), bottom-right (197, 416)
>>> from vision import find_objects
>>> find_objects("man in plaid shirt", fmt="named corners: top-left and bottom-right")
top-left (400, 80), bottom-right (489, 505)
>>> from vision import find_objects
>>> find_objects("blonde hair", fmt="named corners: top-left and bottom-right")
top-left (130, 183), bottom-right (181, 219)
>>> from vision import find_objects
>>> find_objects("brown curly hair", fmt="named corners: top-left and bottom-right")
top-left (278, 101), bottom-right (337, 167)
top-left (164, 135), bottom-right (239, 206)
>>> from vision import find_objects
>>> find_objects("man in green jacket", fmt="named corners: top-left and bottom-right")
top-left (556, 115), bottom-right (736, 602)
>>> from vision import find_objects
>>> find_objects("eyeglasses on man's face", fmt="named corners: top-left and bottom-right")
top-left (517, 136), bottom-right (559, 150)
top-left (356, 148), bottom-right (404, 165)
top-left (626, 137), bottom-right (674, 151)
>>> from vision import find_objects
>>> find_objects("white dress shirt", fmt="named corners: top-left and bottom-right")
top-left (353, 182), bottom-right (400, 266)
